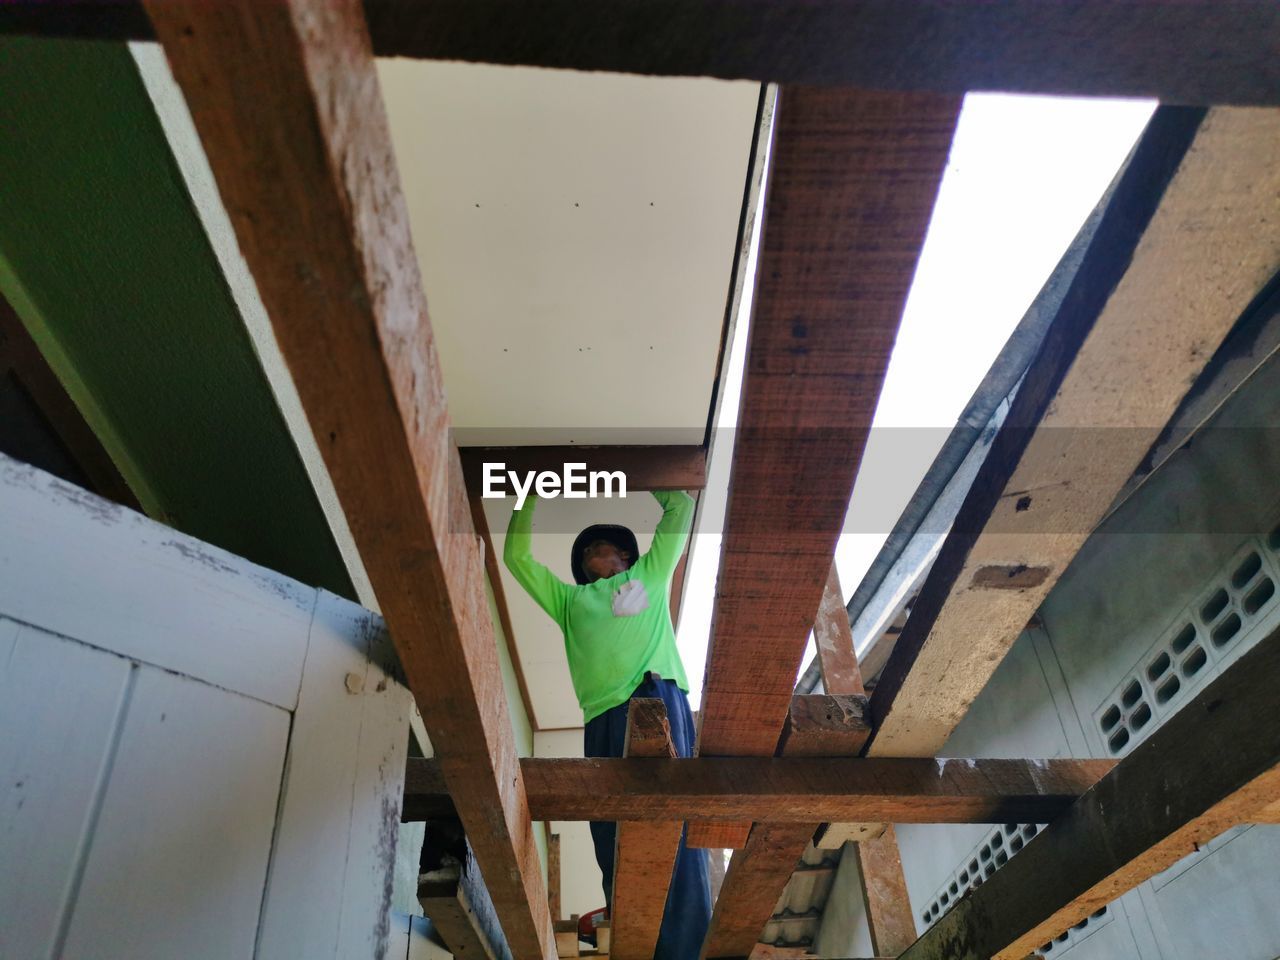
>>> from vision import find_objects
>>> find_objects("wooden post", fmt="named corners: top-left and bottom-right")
top-left (811, 566), bottom-right (916, 953)
top-left (610, 700), bottom-right (682, 960)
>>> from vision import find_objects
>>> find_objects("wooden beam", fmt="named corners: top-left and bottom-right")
top-left (690, 85), bottom-right (959, 849)
top-left (702, 695), bottom-right (869, 958)
top-left (418, 820), bottom-right (510, 960)
top-left (901, 621), bottom-right (1280, 960)
top-left (806, 567), bottom-right (915, 954)
top-left (404, 756), bottom-right (1112, 825)
top-left (461, 445), bottom-right (706, 495)
top-left (548, 833), bottom-right (561, 923)
top-left (702, 822), bottom-right (817, 959)
top-left (554, 919), bottom-right (580, 958)
top-left (610, 699), bottom-right (682, 960)
top-left (813, 564), bottom-right (864, 696)
top-left (419, 872), bottom-right (501, 959)
top-left (807, 565), bottom-right (884, 844)
top-left (869, 105), bottom-right (1280, 761)
top-left (140, 3), bottom-right (553, 956)
top-left (852, 825), bottom-right (916, 957)
top-left (7, 2), bottom-right (1280, 104)
top-left (776, 694), bottom-right (870, 757)
top-left (471, 494), bottom-right (540, 730)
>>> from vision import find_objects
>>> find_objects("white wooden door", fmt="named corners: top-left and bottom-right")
top-left (0, 454), bottom-right (412, 960)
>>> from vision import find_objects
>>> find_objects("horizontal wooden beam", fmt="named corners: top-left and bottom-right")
top-left (403, 756), bottom-right (1114, 824)
top-left (5, 2), bottom-right (1280, 103)
top-left (901, 621), bottom-right (1280, 960)
top-left (610, 699), bottom-right (681, 960)
top-left (869, 105), bottom-right (1280, 761)
top-left (690, 84), bottom-right (959, 849)
top-left (141, 2), bottom-right (554, 955)
top-left (460, 444), bottom-right (705, 494)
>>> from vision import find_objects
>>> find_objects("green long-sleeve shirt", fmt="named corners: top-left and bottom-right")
top-left (504, 490), bottom-right (695, 723)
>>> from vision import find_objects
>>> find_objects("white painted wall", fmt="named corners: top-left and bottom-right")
top-left (0, 455), bottom-right (413, 959)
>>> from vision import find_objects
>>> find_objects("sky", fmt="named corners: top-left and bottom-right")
top-left (677, 92), bottom-right (1157, 708)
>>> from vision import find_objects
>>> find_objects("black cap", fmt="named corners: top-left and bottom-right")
top-left (570, 524), bottom-right (640, 585)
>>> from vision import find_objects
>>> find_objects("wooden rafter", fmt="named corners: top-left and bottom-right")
top-left (6, 2), bottom-right (1280, 104)
top-left (548, 833), bottom-right (561, 923)
top-left (402, 755), bottom-right (1114, 824)
top-left (809, 566), bottom-right (915, 954)
top-left (141, 2), bottom-right (553, 956)
top-left (702, 694), bottom-right (869, 958)
top-left (852, 825), bottom-right (916, 957)
top-left (418, 820), bottom-right (510, 959)
top-left (902, 620), bottom-right (1280, 960)
top-left (609, 699), bottom-right (682, 960)
top-left (813, 564), bottom-right (864, 696)
top-left (689, 85), bottom-right (960, 850)
top-left (869, 105), bottom-right (1280, 761)
top-left (471, 494), bottom-right (540, 730)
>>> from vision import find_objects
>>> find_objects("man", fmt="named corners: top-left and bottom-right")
top-left (504, 489), bottom-right (710, 958)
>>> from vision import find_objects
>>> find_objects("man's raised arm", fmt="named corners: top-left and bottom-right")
top-left (503, 495), bottom-right (570, 626)
top-left (641, 490), bottom-right (695, 581)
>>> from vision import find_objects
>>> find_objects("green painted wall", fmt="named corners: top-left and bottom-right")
top-left (0, 37), bottom-right (353, 597)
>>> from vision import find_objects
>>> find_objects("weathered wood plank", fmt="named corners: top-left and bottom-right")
top-left (813, 564), bottom-right (863, 696)
top-left (419, 874), bottom-right (499, 960)
top-left (404, 757), bottom-right (1112, 824)
top-left (471, 494), bottom-right (539, 731)
top-left (418, 820), bottom-right (510, 960)
top-left (805, 567), bottom-right (883, 843)
top-left (462, 445), bottom-right (706, 494)
top-left (548, 833), bottom-right (562, 923)
top-left (703, 822), bottom-right (816, 959)
top-left (852, 825), bottom-right (916, 957)
top-left (802, 570), bottom-right (914, 954)
top-left (869, 105), bottom-right (1280, 760)
top-left (776, 695), bottom-right (871, 757)
top-left (690, 85), bottom-right (959, 848)
top-left (6, 1), bottom-right (1280, 104)
top-left (141, 2), bottom-right (553, 956)
top-left (702, 696), bottom-right (869, 958)
top-left (611, 699), bottom-right (681, 960)
top-left (901, 621), bottom-right (1280, 960)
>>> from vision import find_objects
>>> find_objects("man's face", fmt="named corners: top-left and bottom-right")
top-left (582, 539), bottom-right (632, 582)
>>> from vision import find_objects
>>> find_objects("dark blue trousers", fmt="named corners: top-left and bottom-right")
top-left (584, 675), bottom-right (711, 960)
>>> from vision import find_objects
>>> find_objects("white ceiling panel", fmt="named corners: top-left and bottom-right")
top-left (378, 59), bottom-right (758, 445)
